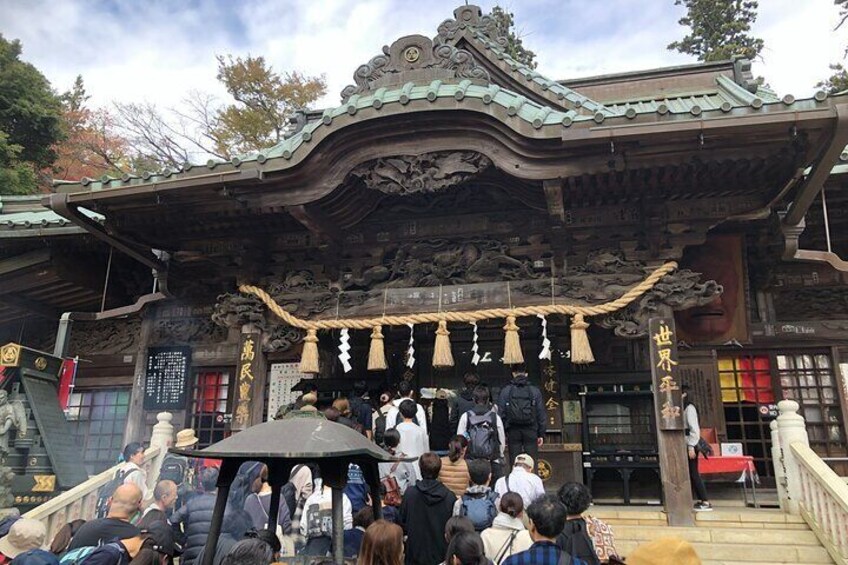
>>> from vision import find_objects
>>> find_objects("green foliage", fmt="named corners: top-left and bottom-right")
top-left (668, 0), bottom-right (765, 62)
top-left (816, 63), bottom-right (848, 94)
top-left (0, 35), bottom-right (62, 194)
top-left (212, 55), bottom-right (326, 156)
top-left (0, 131), bottom-right (37, 195)
top-left (490, 6), bottom-right (537, 69)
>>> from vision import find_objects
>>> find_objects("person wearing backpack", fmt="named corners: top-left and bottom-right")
top-left (555, 483), bottom-right (600, 565)
top-left (480, 493), bottom-right (533, 564)
top-left (458, 385), bottom-right (506, 482)
top-left (66, 484), bottom-right (142, 552)
top-left (453, 460), bottom-right (498, 532)
top-left (497, 365), bottom-right (545, 468)
top-left (372, 392), bottom-right (394, 447)
top-left (348, 381), bottom-right (373, 439)
top-left (94, 444), bottom-right (148, 520)
top-left (385, 381), bottom-right (428, 437)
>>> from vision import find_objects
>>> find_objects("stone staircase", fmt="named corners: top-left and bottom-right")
top-left (592, 507), bottom-right (835, 564)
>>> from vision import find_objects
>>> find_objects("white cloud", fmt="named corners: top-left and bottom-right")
top-left (0, 0), bottom-right (841, 113)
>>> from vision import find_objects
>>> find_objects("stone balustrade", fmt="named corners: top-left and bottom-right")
top-left (23, 412), bottom-right (174, 542)
top-left (776, 399), bottom-right (848, 565)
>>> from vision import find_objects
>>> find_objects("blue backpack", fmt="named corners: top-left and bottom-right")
top-left (59, 542), bottom-right (129, 565)
top-left (459, 490), bottom-right (498, 531)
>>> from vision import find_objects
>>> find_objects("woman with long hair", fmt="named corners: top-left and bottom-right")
top-left (357, 520), bottom-right (403, 565)
top-left (439, 435), bottom-right (470, 497)
top-left (683, 387), bottom-right (712, 511)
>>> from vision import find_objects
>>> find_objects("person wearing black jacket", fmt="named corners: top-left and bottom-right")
top-left (497, 365), bottom-right (546, 468)
top-left (169, 467), bottom-right (219, 565)
top-left (451, 373), bottom-right (480, 428)
top-left (555, 482), bottom-right (600, 565)
top-left (399, 452), bottom-right (457, 565)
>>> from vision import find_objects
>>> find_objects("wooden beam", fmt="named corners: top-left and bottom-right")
top-left (0, 249), bottom-right (50, 277)
top-left (286, 204), bottom-right (342, 245)
top-left (785, 103), bottom-right (848, 225)
top-left (543, 179), bottom-right (566, 224)
top-left (0, 294), bottom-right (60, 319)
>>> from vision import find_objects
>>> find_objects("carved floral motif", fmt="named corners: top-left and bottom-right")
top-left (152, 318), bottom-right (227, 345)
top-left (350, 151), bottom-right (492, 196)
top-left (68, 318), bottom-right (141, 355)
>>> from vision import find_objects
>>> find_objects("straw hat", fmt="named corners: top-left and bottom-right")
top-left (174, 429), bottom-right (199, 448)
top-left (626, 536), bottom-right (702, 565)
top-left (0, 519), bottom-right (46, 558)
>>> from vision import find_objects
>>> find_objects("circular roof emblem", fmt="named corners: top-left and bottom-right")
top-left (404, 46), bottom-right (421, 63)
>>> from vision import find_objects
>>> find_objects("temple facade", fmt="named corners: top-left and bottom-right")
top-left (1, 5), bottom-right (847, 518)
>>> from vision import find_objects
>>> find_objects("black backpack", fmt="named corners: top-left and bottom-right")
top-left (158, 454), bottom-right (187, 485)
top-left (95, 468), bottom-right (132, 518)
top-left (374, 412), bottom-right (387, 446)
top-left (466, 410), bottom-right (499, 460)
top-left (506, 384), bottom-right (535, 426)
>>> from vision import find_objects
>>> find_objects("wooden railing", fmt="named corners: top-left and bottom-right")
top-left (792, 442), bottom-right (848, 565)
top-left (22, 446), bottom-right (161, 541)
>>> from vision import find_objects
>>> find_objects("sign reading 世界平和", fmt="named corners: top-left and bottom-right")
top-left (649, 318), bottom-right (684, 431)
top-left (144, 346), bottom-right (191, 410)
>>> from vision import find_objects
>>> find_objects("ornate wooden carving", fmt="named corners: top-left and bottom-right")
top-left (436, 5), bottom-right (506, 47)
top-left (349, 151), bottom-right (492, 195)
top-left (773, 288), bottom-right (848, 321)
top-left (340, 34), bottom-right (489, 101)
top-left (152, 318), bottom-right (228, 345)
top-left (68, 318), bottom-right (141, 355)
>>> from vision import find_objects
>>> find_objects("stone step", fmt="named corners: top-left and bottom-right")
top-left (613, 525), bottom-right (820, 545)
top-left (615, 540), bottom-right (833, 563)
top-left (590, 507), bottom-right (807, 526)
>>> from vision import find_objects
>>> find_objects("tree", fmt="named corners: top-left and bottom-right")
top-left (668, 0), bottom-right (765, 62)
top-left (490, 6), bottom-right (537, 69)
top-left (817, 63), bottom-right (848, 94)
top-left (212, 55), bottom-right (326, 156)
top-left (0, 35), bottom-right (63, 194)
top-left (52, 76), bottom-right (132, 180)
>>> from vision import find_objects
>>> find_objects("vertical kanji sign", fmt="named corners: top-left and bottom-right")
top-left (649, 317), bottom-right (684, 431)
top-left (541, 362), bottom-right (562, 433)
top-left (232, 333), bottom-right (260, 431)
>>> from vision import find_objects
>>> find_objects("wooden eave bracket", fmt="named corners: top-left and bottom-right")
top-left (286, 204), bottom-right (343, 246)
top-left (781, 103), bottom-right (848, 271)
top-left (46, 193), bottom-right (167, 274)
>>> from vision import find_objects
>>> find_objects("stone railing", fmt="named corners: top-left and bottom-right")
top-left (775, 400), bottom-right (848, 565)
top-left (23, 412), bottom-right (175, 542)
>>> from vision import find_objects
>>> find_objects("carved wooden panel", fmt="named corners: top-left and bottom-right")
top-left (678, 350), bottom-right (726, 440)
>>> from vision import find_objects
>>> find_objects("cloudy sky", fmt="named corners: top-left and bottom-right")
top-left (1, 0), bottom-right (844, 112)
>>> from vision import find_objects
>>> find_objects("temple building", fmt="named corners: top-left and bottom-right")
top-left (1, 4), bottom-right (847, 517)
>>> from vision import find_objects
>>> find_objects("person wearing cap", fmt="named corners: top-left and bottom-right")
top-left (493, 455), bottom-right (545, 510)
top-left (0, 519), bottom-right (47, 564)
top-left (158, 430), bottom-right (198, 507)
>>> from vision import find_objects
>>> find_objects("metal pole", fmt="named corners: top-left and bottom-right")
top-left (332, 487), bottom-right (344, 565)
top-left (100, 247), bottom-right (114, 312)
top-left (822, 186), bottom-right (833, 254)
top-left (202, 483), bottom-right (231, 565)
top-left (268, 481), bottom-right (282, 530)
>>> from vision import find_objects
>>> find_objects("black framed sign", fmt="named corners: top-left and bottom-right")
top-left (144, 346), bottom-right (191, 410)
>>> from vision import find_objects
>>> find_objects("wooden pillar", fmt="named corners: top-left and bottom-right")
top-left (124, 305), bottom-right (156, 444)
top-left (232, 324), bottom-right (268, 430)
top-left (649, 315), bottom-right (694, 526)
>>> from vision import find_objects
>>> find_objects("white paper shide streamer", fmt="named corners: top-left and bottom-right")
top-left (471, 322), bottom-right (480, 365)
top-left (406, 323), bottom-right (415, 368)
top-left (338, 328), bottom-right (352, 373)
top-left (538, 314), bottom-right (551, 360)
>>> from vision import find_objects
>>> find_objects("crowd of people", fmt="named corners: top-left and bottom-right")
top-left (0, 367), bottom-right (704, 565)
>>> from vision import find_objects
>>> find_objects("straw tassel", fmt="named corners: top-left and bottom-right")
top-left (502, 315), bottom-right (524, 365)
top-left (570, 314), bottom-right (595, 364)
top-left (367, 325), bottom-right (387, 371)
top-left (300, 328), bottom-right (320, 373)
top-left (432, 319), bottom-right (454, 368)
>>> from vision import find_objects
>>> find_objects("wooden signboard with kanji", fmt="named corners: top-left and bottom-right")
top-left (649, 318), bottom-right (684, 431)
top-left (232, 333), bottom-right (260, 431)
top-left (541, 362), bottom-right (563, 433)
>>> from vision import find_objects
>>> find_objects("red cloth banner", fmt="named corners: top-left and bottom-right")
top-left (698, 455), bottom-right (755, 475)
top-left (59, 358), bottom-right (77, 410)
